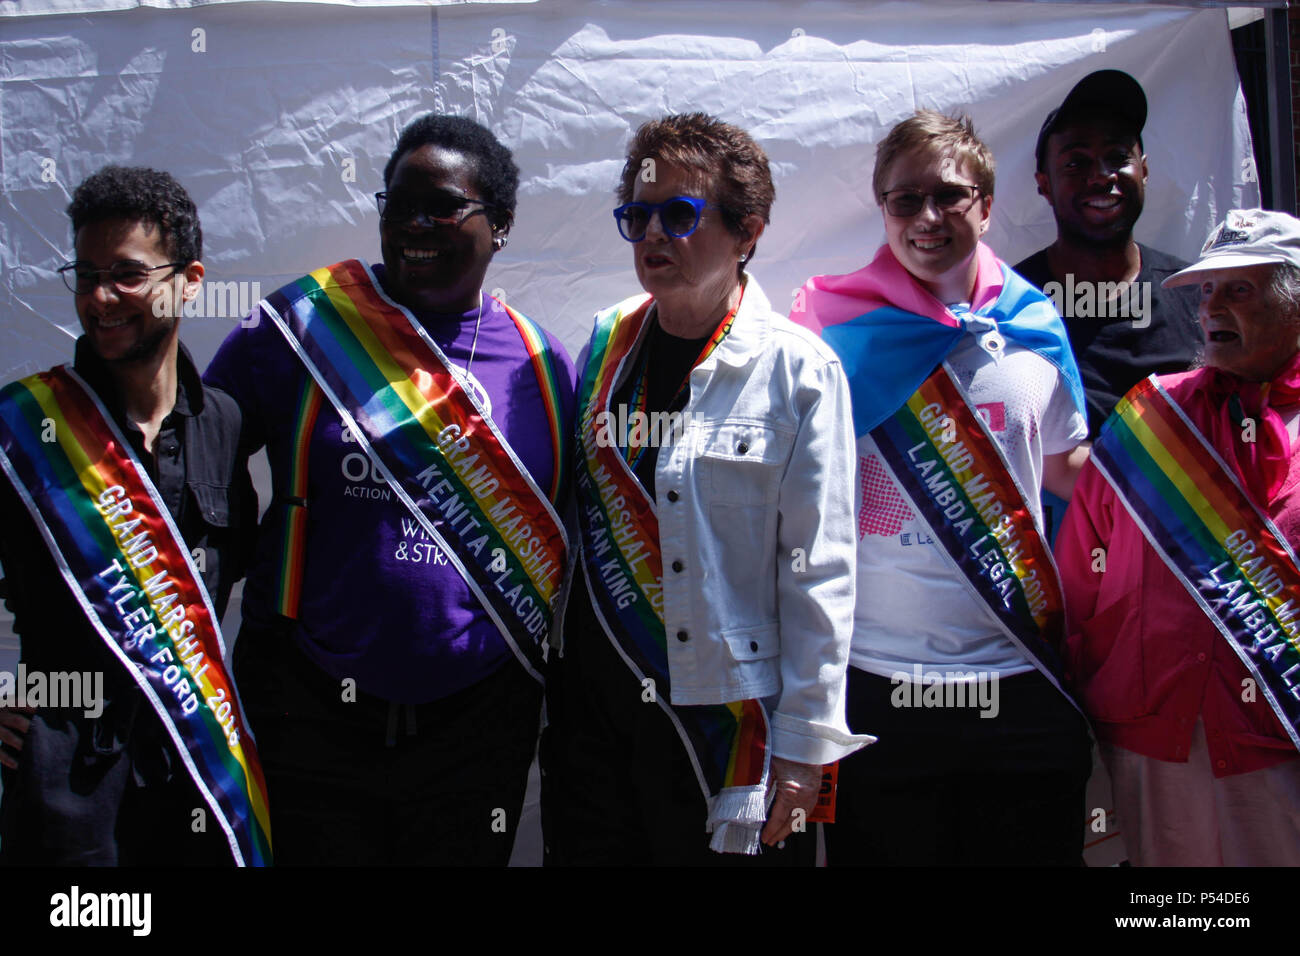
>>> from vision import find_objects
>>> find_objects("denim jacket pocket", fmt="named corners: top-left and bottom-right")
top-left (695, 422), bottom-right (793, 506)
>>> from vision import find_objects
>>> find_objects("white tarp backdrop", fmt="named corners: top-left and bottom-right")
top-left (0, 0), bottom-right (1260, 381)
top-left (0, 0), bottom-right (1267, 868)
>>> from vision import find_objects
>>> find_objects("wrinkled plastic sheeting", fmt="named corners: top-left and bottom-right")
top-left (0, 0), bottom-right (1257, 379)
top-left (0, 0), bottom-right (536, 14)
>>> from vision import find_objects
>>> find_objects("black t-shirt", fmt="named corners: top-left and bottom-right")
top-left (608, 319), bottom-right (713, 499)
top-left (1014, 243), bottom-right (1202, 438)
top-left (562, 318), bottom-right (710, 661)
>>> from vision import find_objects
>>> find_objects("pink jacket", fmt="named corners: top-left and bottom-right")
top-left (1056, 367), bottom-right (1300, 776)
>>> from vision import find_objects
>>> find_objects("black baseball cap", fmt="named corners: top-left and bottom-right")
top-left (1034, 70), bottom-right (1147, 171)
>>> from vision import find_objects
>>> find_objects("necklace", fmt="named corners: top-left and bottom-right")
top-left (463, 291), bottom-right (484, 382)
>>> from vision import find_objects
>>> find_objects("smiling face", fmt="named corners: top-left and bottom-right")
top-left (1197, 264), bottom-right (1300, 382)
top-left (631, 162), bottom-right (757, 334)
top-left (1035, 114), bottom-right (1147, 248)
top-left (379, 144), bottom-right (501, 314)
top-left (879, 148), bottom-right (991, 304)
top-left (73, 217), bottom-right (196, 364)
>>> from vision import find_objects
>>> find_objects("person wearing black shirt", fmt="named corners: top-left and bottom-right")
top-left (1014, 71), bottom-right (1201, 542)
top-left (0, 166), bottom-right (254, 865)
top-left (1014, 70), bottom-right (1201, 440)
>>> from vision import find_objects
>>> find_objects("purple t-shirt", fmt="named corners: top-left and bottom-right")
top-left (204, 262), bottom-right (576, 703)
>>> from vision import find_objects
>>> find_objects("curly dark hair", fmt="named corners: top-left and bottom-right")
top-left (617, 113), bottom-right (773, 274)
top-left (383, 114), bottom-right (520, 232)
top-left (66, 165), bottom-right (202, 263)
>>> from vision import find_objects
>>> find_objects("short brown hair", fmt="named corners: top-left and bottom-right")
top-left (872, 110), bottom-right (996, 203)
top-left (618, 113), bottom-right (774, 269)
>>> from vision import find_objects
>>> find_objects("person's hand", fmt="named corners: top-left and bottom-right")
top-left (0, 706), bottom-right (35, 770)
top-left (761, 756), bottom-right (822, 846)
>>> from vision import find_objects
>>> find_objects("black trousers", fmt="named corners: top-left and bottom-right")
top-left (233, 620), bottom-right (542, 866)
top-left (0, 707), bottom-right (232, 866)
top-left (825, 666), bottom-right (1093, 866)
top-left (542, 610), bottom-right (813, 867)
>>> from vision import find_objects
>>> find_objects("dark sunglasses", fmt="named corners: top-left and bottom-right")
top-left (879, 185), bottom-right (981, 218)
top-left (375, 190), bottom-right (500, 226)
top-left (613, 196), bottom-right (715, 242)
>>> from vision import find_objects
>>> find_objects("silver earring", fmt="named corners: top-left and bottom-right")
top-left (493, 236), bottom-right (508, 251)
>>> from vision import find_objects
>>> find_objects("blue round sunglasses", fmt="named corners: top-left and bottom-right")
top-left (613, 196), bottom-right (717, 242)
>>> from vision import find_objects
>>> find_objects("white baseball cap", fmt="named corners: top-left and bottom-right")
top-left (1164, 208), bottom-right (1300, 288)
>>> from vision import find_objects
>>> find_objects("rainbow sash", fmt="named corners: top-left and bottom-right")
top-left (1092, 377), bottom-right (1300, 752)
top-left (575, 294), bottom-right (770, 854)
top-left (0, 368), bottom-right (272, 866)
top-left (871, 365), bottom-right (1074, 699)
top-left (274, 377), bottom-right (323, 619)
top-left (259, 260), bottom-right (568, 679)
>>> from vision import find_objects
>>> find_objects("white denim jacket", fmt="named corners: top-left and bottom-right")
top-left (584, 276), bottom-right (871, 766)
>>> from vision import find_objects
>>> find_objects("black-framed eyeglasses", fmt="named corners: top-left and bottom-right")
top-left (879, 185), bottom-right (982, 218)
top-left (57, 260), bottom-right (185, 295)
top-left (613, 196), bottom-right (715, 243)
top-left (374, 190), bottom-right (499, 226)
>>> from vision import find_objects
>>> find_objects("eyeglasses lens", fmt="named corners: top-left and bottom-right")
top-left (885, 186), bottom-right (975, 218)
top-left (615, 199), bottom-right (705, 242)
top-left (887, 193), bottom-right (924, 217)
top-left (617, 207), bottom-right (650, 242)
top-left (661, 200), bottom-right (702, 237)
top-left (934, 187), bottom-right (974, 211)
top-left (380, 193), bottom-right (473, 225)
top-left (107, 267), bottom-right (152, 293)
top-left (63, 265), bottom-right (156, 295)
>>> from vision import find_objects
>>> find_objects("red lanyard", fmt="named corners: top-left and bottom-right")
top-left (621, 302), bottom-right (737, 469)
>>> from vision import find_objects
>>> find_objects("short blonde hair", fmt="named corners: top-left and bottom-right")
top-left (872, 110), bottom-right (996, 203)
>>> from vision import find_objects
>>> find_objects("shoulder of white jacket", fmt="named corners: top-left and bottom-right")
top-left (765, 312), bottom-right (843, 366)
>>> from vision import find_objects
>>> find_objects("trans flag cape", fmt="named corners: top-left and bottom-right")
top-left (793, 242), bottom-right (1085, 700)
top-left (792, 243), bottom-right (1084, 438)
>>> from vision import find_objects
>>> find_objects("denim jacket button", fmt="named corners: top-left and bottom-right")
top-left (676, 629), bottom-right (689, 642)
